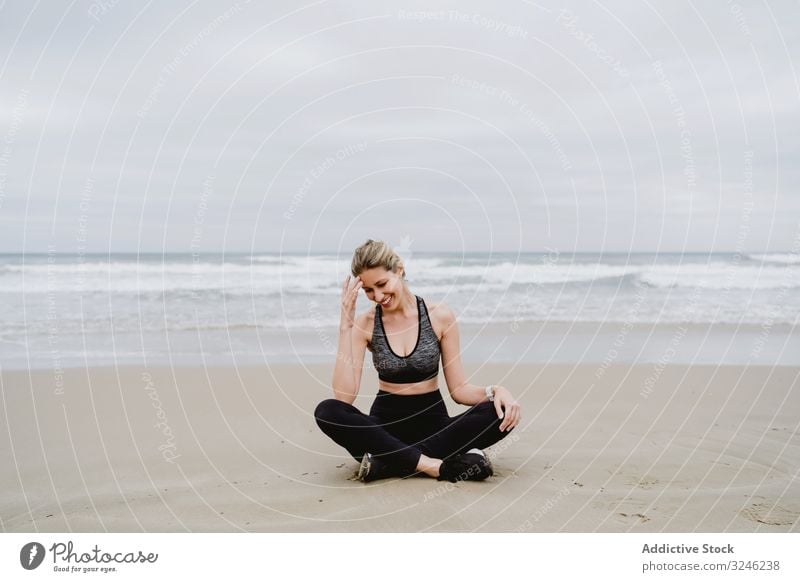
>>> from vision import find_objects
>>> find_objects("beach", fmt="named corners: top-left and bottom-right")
top-left (2, 4), bottom-right (799, 576)
top-left (2, 361), bottom-right (797, 533)
top-left (2, 251), bottom-right (798, 532)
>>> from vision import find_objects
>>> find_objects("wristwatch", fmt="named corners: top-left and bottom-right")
top-left (485, 385), bottom-right (495, 402)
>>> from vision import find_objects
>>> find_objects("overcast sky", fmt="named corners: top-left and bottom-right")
top-left (1, 0), bottom-right (798, 253)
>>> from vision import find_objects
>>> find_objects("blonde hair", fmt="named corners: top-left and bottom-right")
top-left (351, 239), bottom-right (405, 278)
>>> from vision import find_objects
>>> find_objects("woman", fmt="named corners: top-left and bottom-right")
top-left (314, 239), bottom-right (521, 482)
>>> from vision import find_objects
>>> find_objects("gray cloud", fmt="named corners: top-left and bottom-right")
top-left (0, 0), bottom-right (797, 253)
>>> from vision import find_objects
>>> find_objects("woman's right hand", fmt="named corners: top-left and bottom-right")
top-left (339, 275), bottom-right (362, 330)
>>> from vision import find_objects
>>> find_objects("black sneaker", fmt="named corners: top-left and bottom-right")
top-left (356, 453), bottom-right (392, 483)
top-left (437, 449), bottom-right (493, 482)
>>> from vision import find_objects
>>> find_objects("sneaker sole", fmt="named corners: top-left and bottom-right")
top-left (357, 454), bottom-right (372, 481)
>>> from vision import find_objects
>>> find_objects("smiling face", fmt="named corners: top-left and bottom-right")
top-left (357, 266), bottom-right (407, 311)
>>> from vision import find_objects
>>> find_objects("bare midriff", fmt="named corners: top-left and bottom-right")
top-left (378, 376), bottom-right (438, 396)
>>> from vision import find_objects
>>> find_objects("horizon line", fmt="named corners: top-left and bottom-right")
top-left (2, 249), bottom-right (797, 255)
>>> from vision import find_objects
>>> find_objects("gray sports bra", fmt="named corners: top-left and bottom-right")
top-left (370, 295), bottom-right (441, 384)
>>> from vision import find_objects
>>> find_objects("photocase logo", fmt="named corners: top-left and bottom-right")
top-left (395, 235), bottom-right (414, 263)
top-left (20, 542), bottom-right (46, 570)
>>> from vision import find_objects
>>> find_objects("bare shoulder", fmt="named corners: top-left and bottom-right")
top-left (425, 301), bottom-right (457, 338)
top-left (359, 308), bottom-right (375, 325)
top-left (354, 309), bottom-right (375, 345)
top-left (426, 301), bottom-right (456, 321)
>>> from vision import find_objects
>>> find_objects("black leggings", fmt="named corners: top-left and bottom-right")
top-left (314, 389), bottom-right (512, 476)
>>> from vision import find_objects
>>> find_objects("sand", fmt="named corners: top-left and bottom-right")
top-left (1, 362), bottom-right (798, 532)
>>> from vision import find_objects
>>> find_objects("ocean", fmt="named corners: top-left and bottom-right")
top-left (1, 252), bottom-right (798, 370)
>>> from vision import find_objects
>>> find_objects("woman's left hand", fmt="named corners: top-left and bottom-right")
top-left (493, 385), bottom-right (521, 432)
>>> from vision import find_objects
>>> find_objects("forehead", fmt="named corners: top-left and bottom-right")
top-left (358, 267), bottom-right (392, 286)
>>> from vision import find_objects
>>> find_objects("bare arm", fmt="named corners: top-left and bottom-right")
top-left (439, 303), bottom-right (521, 432)
top-left (331, 275), bottom-right (367, 403)
top-left (438, 304), bottom-right (490, 405)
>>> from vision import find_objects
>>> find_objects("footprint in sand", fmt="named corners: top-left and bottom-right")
top-left (741, 503), bottom-right (798, 527)
top-left (617, 510), bottom-right (650, 523)
top-left (626, 475), bottom-right (660, 490)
